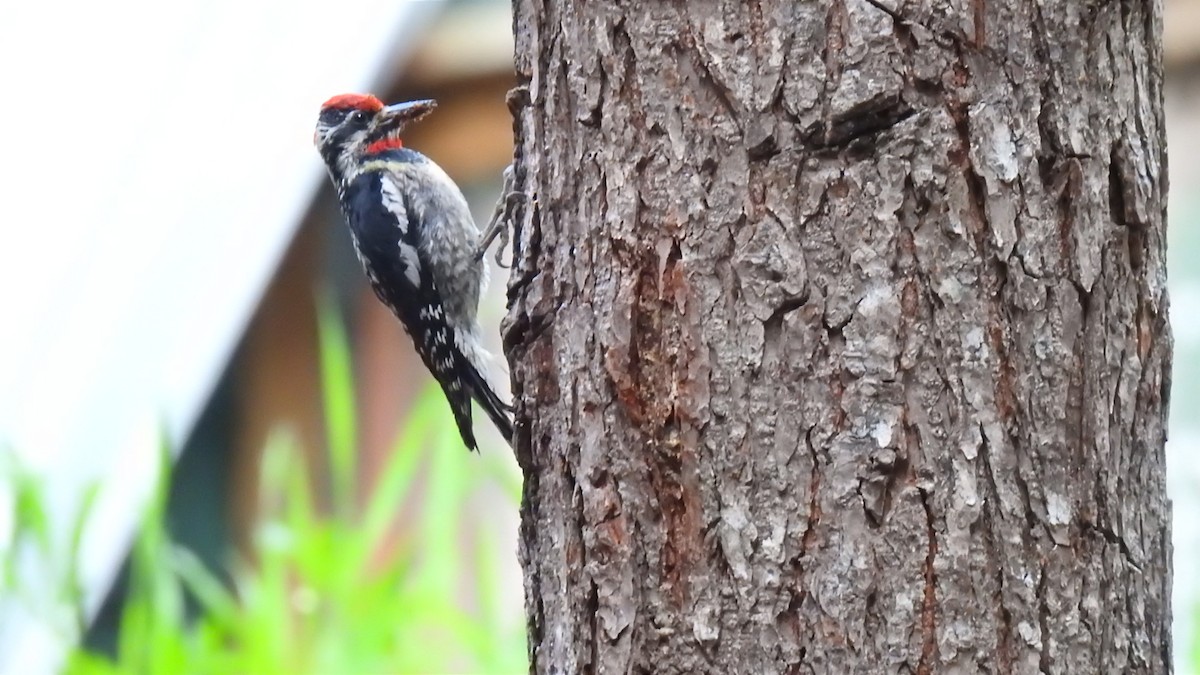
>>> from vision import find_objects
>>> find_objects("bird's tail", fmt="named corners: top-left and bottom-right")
top-left (452, 334), bottom-right (512, 450)
top-left (465, 364), bottom-right (513, 445)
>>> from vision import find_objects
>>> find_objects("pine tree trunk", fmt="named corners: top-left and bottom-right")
top-left (503, 1), bottom-right (1172, 673)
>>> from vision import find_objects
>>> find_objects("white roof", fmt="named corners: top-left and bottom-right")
top-left (0, 0), bottom-right (442, 670)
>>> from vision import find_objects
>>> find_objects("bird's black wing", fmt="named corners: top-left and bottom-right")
top-left (342, 169), bottom-right (510, 450)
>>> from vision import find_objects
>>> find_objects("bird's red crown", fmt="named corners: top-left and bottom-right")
top-left (321, 93), bottom-right (384, 112)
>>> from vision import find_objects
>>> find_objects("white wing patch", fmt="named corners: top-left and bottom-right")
top-left (380, 177), bottom-right (408, 235)
top-left (399, 241), bottom-right (422, 287)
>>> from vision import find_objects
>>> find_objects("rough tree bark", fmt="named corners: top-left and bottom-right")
top-left (503, 0), bottom-right (1172, 673)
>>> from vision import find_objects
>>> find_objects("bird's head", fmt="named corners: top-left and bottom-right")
top-left (314, 94), bottom-right (437, 177)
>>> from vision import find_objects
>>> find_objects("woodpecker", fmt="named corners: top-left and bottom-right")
top-left (313, 94), bottom-right (512, 451)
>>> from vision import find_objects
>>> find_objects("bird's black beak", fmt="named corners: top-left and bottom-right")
top-left (375, 99), bottom-right (437, 134)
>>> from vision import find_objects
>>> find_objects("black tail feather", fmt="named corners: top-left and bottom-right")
top-left (439, 356), bottom-right (512, 452)
top-left (442, 386), bottom-right (479, 451)
top-left (465, 363), bottom-right (514, 446)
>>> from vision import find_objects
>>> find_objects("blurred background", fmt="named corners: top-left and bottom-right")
top-left (0, 0), bottom-right (524, 672)
top-left (0, 0), bottom-right (1196, 672)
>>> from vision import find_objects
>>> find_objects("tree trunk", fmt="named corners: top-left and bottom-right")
top-left (503, 1), bottom-right (1172, 673)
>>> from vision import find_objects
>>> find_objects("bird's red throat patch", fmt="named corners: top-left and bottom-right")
top-left (365, 137), bottom-right (404, 154)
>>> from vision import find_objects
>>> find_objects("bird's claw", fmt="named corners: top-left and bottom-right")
top-left (475, 164), bottom-right (524, 268)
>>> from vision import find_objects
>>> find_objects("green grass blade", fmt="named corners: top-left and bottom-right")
top-left (65, 482), bottom-right (100, 633)
top-left (316, 288), bottom-right (358, 520)
top-left (414, 413), bottom-right (469, 602)
top-left (359, 383), bottom-right (442, 553)
top-left (117, 440), bottom-right (178, 673)
top-left (170, 545), bottom-right (239, 629)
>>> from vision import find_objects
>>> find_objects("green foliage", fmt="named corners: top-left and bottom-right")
top-left (57, 296), bottom-right (527, 674)
top-left (1, 452), bottom-right (100, 644)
